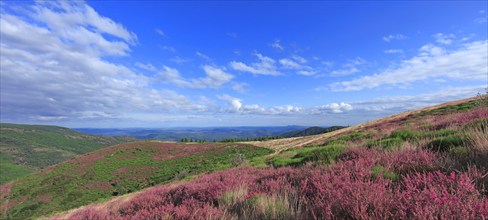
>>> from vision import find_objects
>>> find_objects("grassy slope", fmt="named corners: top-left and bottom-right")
top-left (0, 141), bottom-right (273, 219)
top-left (50, 96), bottom-right (487, 219)
top-left (0, 123), bottom-right (136, 184)
top-left (268, 98), bottom-right (487, 167)
top-left (249, 96), bottom-right (484, 152)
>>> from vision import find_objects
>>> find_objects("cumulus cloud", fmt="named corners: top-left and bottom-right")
top-left (330, 40), bottom-right (488, 91)
top-left (316, 103), bottom-right (353, 113)
top-left (0, 1), bottom-right (200, 123)
top-left (230, 53), bottom-right (282, 76)
top-left (382, 34), bottom-right (407, 42)
top-left (218, 94), bottom-right (242, 112)
top-left (217, 94), bottom-right (303, 115)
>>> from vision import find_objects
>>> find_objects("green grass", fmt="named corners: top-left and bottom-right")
top-left (364, 137), bottom-right (405, 151)
top-left (0, 154), bottom-right (34, 184)
top-left (426, 135), bottom-right (466, 152)
top-left (1, 142), bottom-right (273, 220)
top-left (0, 123), bottom-right (135, 183)
top-left (270, 144), bottom-right (346, 167)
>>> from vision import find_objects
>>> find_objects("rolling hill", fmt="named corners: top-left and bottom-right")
top-left (0, 141), bottom-right (272, 219)
top-left (0, 124), bottom-right (136, 184)
top-left (1, 96), bottom-right (487, 219)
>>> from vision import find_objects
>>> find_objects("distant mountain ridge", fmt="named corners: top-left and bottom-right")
top-left (75, 126), bottom-right (308, 141)
top-left (280, 126), bottom-right (348, 138)
top-left (0, 123), bottom-right (136, 184)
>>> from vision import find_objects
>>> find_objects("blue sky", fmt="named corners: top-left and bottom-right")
top-left (0, 1), bottom-right (487, 128)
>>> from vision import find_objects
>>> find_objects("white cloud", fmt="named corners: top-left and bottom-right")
top-left (330, 40), bottom-right (488, 91)
top-left (383, 34), bottom-right (407, 42)
top-left (169, 56), bottom-right (189, 64)
top-left (384, 49), bottom-right (404, 54)
top-left (298, 70), bottom-right (317, 76)
top-left (0, 2), bottom-right (205, 124)
top-left (270, 39), bottom-right (284, 51)
top-left (279, 58), bottom-right (303, 69)
top-left (156, 65), bottom-right (234, 89)
top-left (135, 62), bottom-right (157, 72)
top-left (217, 94), bottom-right (303, 115)
top-left (291, 55), bottom-right (307, 63)
top-left (196, 66), bottom-right (234, 88)
top-left (433, 33), bottom-right (455, 45)
top-left (155, 28), bottom-right (167, 37)
top-left (196, 51), bottom-right (212, 61)
top-left (230, 53), bottom-right (282, 76)
top-left (316, 103), bottom-right (353, 113)
top-left (218, 94), bottom-right (242, 112)
top-left (232, 82), bottom-right (248, 93)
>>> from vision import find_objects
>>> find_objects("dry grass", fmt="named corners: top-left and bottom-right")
top-left (466, 122), bottom-right (488, 168)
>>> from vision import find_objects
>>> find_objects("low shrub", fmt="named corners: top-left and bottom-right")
top-left (389, 130), bottom-right (420, 141)
top-left (54, 148), bottom-right (488, 220)
top-left (270, 144), bottom-right (345, 167)
top-left (427, 135), bottom-right (466, 152)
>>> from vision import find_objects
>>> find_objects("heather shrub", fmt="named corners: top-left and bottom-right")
top-left (371, 165), bottom-right (399, 181)
top-left (337, 147), bottom-right (378, 162)
top-left (396, 171), bottom-right (488, 219)
top-left (67, 206), bottom-right (110, 220)
top-left (56, 148), bottom-right (488, 220)
top-left (377, 148), bottom-right (440, 175)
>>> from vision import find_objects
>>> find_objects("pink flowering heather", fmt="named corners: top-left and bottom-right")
top-left (63, 148), bottom-right (487, 220)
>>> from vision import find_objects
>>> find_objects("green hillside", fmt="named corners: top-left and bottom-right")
top-left (0, 123), bottom-right (136, 184)
top-left (0, 141), bottom-right (273, 219)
